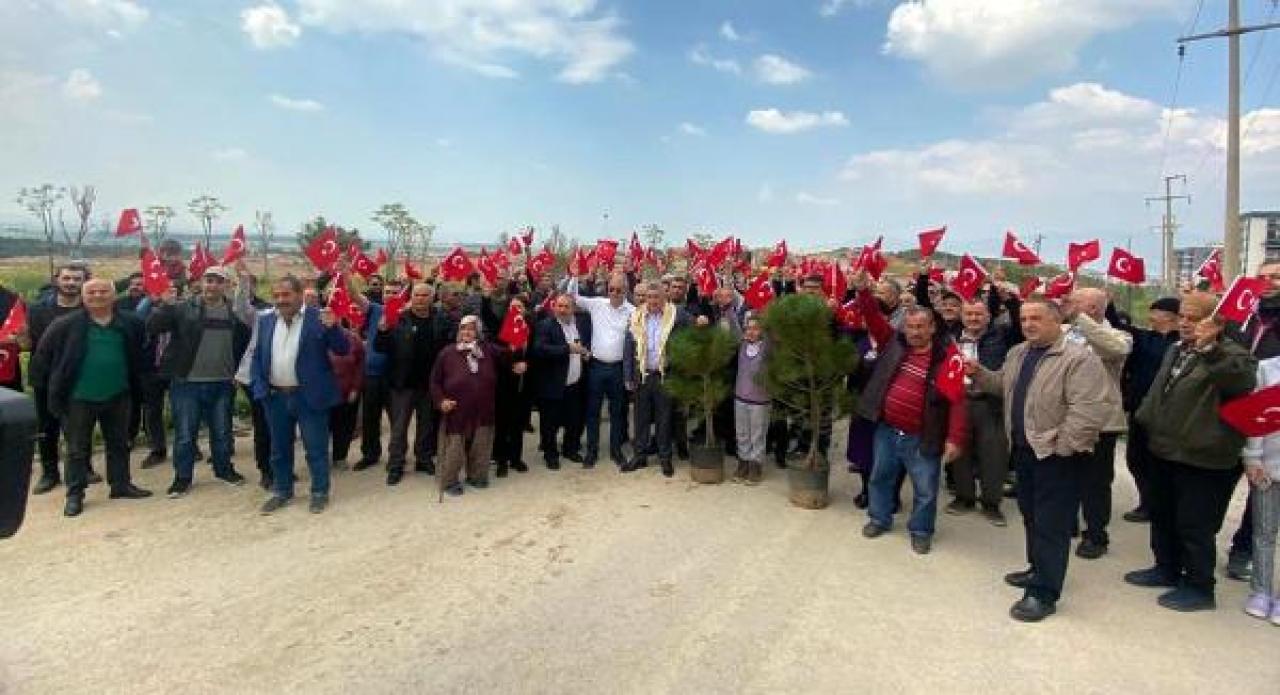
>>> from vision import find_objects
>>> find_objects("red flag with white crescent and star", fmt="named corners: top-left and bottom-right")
top-left (1197, 248), bottom-right (1225, 292)
top-left (743, 272), bottom-right (775, 311)
top-left (1002, 230), bottom-right (1041, 266)
top-left (1214, 275), bottom-right (1267, 324)
top-left (918, 225), bottom-right (946, 259)
top-left (305, 226), bottom-right (342, 273)
top-left (1067, 239), bottom-right (1101, 272)
top-left (141, 246), bottom-right (172, 298)
top-left (766, 240), bottom-right (788, 269)
top-left (0, 300), bottom-right (27, 342)
top-left (1107, 247), bottom-right (1145, 284)
top-left (1220, 382), bottom-right (1280, 437)
top-left (116, 208), bottom-right (143, 237)
top-left (440, 247), bottom-right (476, 282)
top-left (949, 254), bottom-right (988, 301)
top-left (1044, 272), bottom-right (1076, 300)
top-left (221, 224), bottom-right (247, 265)
top-left (498, 302), bottom-right (531, 349)
top-left (188, 242), bottom-right (216, 282)
top-left (937, 343), bottom-right (967, 404)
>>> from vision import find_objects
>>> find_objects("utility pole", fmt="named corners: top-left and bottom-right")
top-left (1179, 0), bottom-right (1280, 281)
top-left (1146, 174), bottom-right (1189, 291)
top-left (1031, 233), bottom-right (1044, 257)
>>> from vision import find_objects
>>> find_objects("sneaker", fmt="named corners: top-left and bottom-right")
top-left (308, 495), bottom-right (328, 514)
top-left (982, 506), bottom-right (1008, 527)
top-left (862, 522), bottom-right (888, 539)
top-left (445, 482), bottom-right (464, 497)
top-left (166, 478), bottom-right (192, 499)
top-left (945, 498), bottom-right (975, 515)
top-left (1244, 592), bottom-right (1273, 619)
top-left (215, 470), bottom-right (246, 486)
top-left (260, 496), bottom-right (290, 515)
top-left (1226, 554), bottom-right (1253, 581)
top-left (1157, 586), bottom-right (1216, 612)
top-left (910, 535), bottom-right (932, 555)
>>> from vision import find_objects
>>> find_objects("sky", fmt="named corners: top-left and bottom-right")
top-left (3, 0), bottom-right (1280, 267)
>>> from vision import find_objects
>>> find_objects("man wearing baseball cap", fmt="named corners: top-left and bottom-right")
top-left (147, 264), bottom-right (255, 498)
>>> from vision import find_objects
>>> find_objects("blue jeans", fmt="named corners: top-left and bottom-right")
top-left (263, 390), bottom-right (331, 499)
top-left (585, 361), bottom-right (626, 456)
top-left (868, 424), bottom-right (942, 538)
top-left (170, 379), bottom-right (234, 480)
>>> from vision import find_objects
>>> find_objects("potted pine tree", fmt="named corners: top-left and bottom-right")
top-left (762, 294), bottom-right (858, 509)
top-left (664, 324), bottom-right (737, 484)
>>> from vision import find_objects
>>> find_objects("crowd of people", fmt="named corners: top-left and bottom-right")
top-left (1, 236), bottom-right (1278, 627)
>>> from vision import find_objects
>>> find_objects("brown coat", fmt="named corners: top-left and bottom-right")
top-left (973, 333), bottom-right (1112, 461)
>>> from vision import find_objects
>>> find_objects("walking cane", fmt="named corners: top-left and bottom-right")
top-left (438, 409), bottom-right (448, 504)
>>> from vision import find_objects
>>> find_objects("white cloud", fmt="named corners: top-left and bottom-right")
top-left (796, 192), bottom-right (840, 206)
top-left (678, 122), bottom-right (706, 136)
top-left (269, 94), bottom-right (324, 112)
top-left (842, 139), bottom-right (1038, 194)
top-left (297, 0), bottom-right (633, 84)
top-left (819, 0), bottom-right (873, 18)
top-left (883, 0), bottom-right (1182, 88)
top-left (720, 21), bottom-right (741, 41)
top-left (212, 147), bottom-right (248, 162)
top-left (53, 0), bottom-right (149, 31)
top-left (746, 109), bottom-right (848, 134)
top-left (754, 54), bottom-right (811, 85)
top-left (241, 3), bottom-right (302, 49)
top-left (62, 69), bottom-right (101, 102)
top-left (689, 44), bottom-right (741, 74)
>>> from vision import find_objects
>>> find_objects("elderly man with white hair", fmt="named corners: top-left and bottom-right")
top-left (1062, 286), bottom-right (1133, 560)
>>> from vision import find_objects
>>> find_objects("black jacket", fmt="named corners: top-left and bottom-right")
top-left (855, 335), bottom-right (955, 458)
top-left (34, 309), bottom-right (146, 418)
top-left (531, 313), bottom-right (593, 400)
top-left (146, 298), bottom-right (251, 380)
top-left (374, 309), bottom-right (453, 391)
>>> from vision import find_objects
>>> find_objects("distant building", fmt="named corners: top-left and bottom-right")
top-left (1174, 245), bottom-right (1219, 285)
top-left (1241, 210), bottom-right (1280, 273)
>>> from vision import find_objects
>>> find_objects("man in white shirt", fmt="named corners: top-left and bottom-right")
top-left (568, 273), bottom-right (635, 466)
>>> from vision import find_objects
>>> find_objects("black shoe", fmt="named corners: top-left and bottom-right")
top-left (386, 468), bottom-right (404, 486)
top-left (193, 449), bottom-right (204, 462)
top-left (1123, 566), bottom-right (1179, 588)
top-left (495, 461), bottom-right (509, 478)
top-left (1010, 595), bottom-right (1056, 622)
top-left (260, 496), bottom-right (290, 514)
top-left (982, 506), bottom-right (1008, 527)
top-left (1226, 553), bottom-right (1253, 581)
top-left (582, 454), bottom-right (597, 469)
top-left (853, 491), bottom-right (869, 510)
top-left (609, 447), bottom-right (625, 465)
top-left (166, 478), bottom-right (192, 499)
top-left (1075, 538), bottom-right (1108, 560)
top-left (216, 470), bottom-right (246, 486)
top-left (545, 457), bottom-right (561, 471)
top-left (1122, 507), bottom-right (1150, 523)
top-left (109, 484), bottom-right (153, 500)
top-left (510, 460), bottom-right (529, 473)
top-left (467, 478), bottom-right (489, 489)
top-left (415, 458), bottom-right (436, 475)
top-left (309, 495), bottom-right (329, 514)
top-left (33, 476), bottom-right (60, 495)
top-left (1157, 587), bottom-right (1215, 612)
top-left (86, 470), bottom-right (103, 485)
top-left (64, 496), bottom-right (84, 517)
top-left (945, 498), bottom-right (975, 515)
top-left (911, 535), bottom-right (932, 555)
top-left (563, 452), bottom-right (584, 464)
top-left (141, 452), bottom-right (167, 469)
top-left (445, 482), bottom-right (464, 497)
top-left (862, 522), bottom-right (888, 539)
top-left (676, 446), bottom-right (689, 461)
top-left (1004, 568), bottom-right (1035, 589)
top-left (622, 456), bottom-right (646, 473)
top-left (660, 459), bottom-right (674, 478)
top-left (353, 458), bottom-right (378, 472)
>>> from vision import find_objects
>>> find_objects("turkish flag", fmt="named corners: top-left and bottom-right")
top-left (188, 242), bottom-right (215, 282)
top-left (1044, 272), bottom-right (1076, 300)
top-left (927, 265), bottom-right (945, 284)
top-left (686, 239), bottom-right (707, 264)
top-left (498, 302), bottom-right (531, 349)
top-left (440, 247), bottom-right (476, 282)
top-left (1198, 248), bottom-right (1225, 292)
top-left (0, 344), bottom-right (16, 382)
top-left (950, 254), bottom-right (988, 301)
top-left (918, 225), bottom-right (946, 258)
top-left (823, 262), bottom-right (848, 301)
top-left (744, 272), bottom-right (775, 311)
top-left (221, 224), bottom-right (248, 265)
top-left (1214, 275), bottom-right (1268, 323)
top-left (141, 246), bottom-right (172, 298)
top-left (1220, 383), bottom-right (1280, 437)
top-left (507, 235), bottom-right (525, 257)
top-left (0, 300), bottom-right (27, 342)
top-left (116, 208), bottom-right (142, 237)
top-left (328, 274), bottom-right (354, 321)
top-left (1002, 231), bottom-right (1040, 265)
top-left (476, 247), bottom-right (500, 286)
top-left (692, 262), bottom-right (719, 298)
top-left (1067, 239), bottom-right (1101, 272)
top-left (1018, 276), bottom-right (1043, 300)
top-left (628, 232), bottom-right (646, 268)
top-left (835, 300), bottom-right (865, 331)
top-left (403, 259), bottom-right (423, 281)
top-left (349, 243), bottom-right (379, 279)
top-left (595, 239), bottom-right (619, 270)
top-left (766, 240), bottom-right (788, 269)
top-left (707, 236), bottom-right (734, 269)
top-left (491, 248), bottom-right (510, 271)
top-left (854, 237), bottom-right (887, 280)
top-left (382, 286), bottom-right (409, 328)
top-left (1107, 247), bottom-right (1146, 284)
top-left (937, 343), bottom-right (967, 404)
top-left (305, 226), bottom-right (342, 273)
top-left (528, 247), bottom-right (556, 282)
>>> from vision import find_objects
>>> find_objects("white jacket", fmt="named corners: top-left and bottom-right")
top-left (1242, 355), bottom-right (1280, 481)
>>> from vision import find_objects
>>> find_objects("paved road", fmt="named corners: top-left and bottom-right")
top-left (0, 431), bottom-right (1275, 694)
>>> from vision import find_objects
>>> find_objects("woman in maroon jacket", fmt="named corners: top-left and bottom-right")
top-left (328, 323), bottom-right (366, 468)
top-left (430, 315), bottom-right (502, 496)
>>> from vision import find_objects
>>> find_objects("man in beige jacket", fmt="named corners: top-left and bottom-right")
top-left (1063, 288), bottom-right (1132, 559)
top-left (967, 297), bottom-right (1112, 622)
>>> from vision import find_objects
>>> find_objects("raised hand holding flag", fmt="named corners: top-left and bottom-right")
top-left (440, 247), bottom-right (476, 282)
top-left (498, 302), bottom-right (531, 349)
top-left (1214, 275), bottom-right (1267, 323)
top-left (937, 343), bottom-right (967, 403)
top-left (1197, 248), bottom-right (1225, 291)
top-left (221, 224), bottom-right (248, 265)
top-left (950, 254), bottom-right (988, 301)
top-left (305, 226), bottom-right (342, 272)
top-left (743, 272), bottom-right (775, 311)
top-left (141, 246), bottom-right (172, 298)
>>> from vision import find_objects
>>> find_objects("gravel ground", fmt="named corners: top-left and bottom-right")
top-left (0, 424), bottom-right (1276, 694)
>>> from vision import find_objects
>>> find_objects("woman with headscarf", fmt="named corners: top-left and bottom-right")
top-left (430, 315), bottom-right (502, 496)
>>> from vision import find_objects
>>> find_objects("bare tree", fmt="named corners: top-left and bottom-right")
top-left (143, 205), bottom-right (176, 246)
top-left (372, 203), bottom-right (434, 276)
top-left (187, 194), bottom-right (228, 248)
top-left (254, 210), bottom-right (276, 279)
top-left (63, 185), bottom-right (97, 259)
top-left (17, 184), bottom-right (65, 277)
top-left (641, 223), bottom-right (665, 250)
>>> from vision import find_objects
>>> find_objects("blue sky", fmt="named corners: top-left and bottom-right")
top-left (3, 0), bottom-right (1280, 268)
